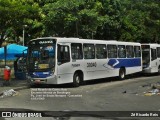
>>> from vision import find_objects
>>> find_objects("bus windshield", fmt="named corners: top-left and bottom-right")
top-left (142, 45), bottom-right (150, 66)
top-left (27, 39), bottom-right (56, 72)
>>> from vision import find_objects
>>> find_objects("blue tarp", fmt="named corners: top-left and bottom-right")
top-left (0, 44), bottom-right (28, 60)
top-left (14, 50), bottom-right (27, 58)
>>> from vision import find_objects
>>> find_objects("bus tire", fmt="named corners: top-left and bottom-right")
top-left (119, 68), bottom-right (125, 80)
top-left (73, 73), bottom-right (81, 87)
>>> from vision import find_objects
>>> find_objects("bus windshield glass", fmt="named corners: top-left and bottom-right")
top-left (142, 45), bottom-right (150, 66)
top-left (27, 39), bottom-right (56, 72)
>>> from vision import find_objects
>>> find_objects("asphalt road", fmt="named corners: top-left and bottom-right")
top-left (0, 74), bottom-right (160, 120)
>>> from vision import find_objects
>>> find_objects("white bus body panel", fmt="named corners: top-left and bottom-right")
top-left (56, 39), bottom-right (142, 84)
top-left (142, 44), bottom-right (160, 74)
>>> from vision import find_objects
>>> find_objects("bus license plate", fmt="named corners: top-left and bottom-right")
top-left (35, 80), bottom-right (41, 83)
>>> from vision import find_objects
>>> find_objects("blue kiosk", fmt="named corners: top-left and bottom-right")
top-left (0, 44), bottom-right (28, 80)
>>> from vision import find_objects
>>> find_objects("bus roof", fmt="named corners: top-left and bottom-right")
top-left (141, 43), bottom-right (160, 47)
top-left (30, 37), bottom-right (141, 46)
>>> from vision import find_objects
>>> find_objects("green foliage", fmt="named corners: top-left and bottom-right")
top-left (0, 0), bottom-right (42, 46)
top-left (0, 0), bottom-right (160, 46)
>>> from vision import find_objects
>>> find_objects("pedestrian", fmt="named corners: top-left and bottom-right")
top-left (14, 58), bottom-right (18, 79)
top-left (3, 66), bottom-right (11, 86)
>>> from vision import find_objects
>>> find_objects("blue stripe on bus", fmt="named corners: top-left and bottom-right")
top-left (30, 71), bottom-right (52, 78)
top-left (108, 58), bottom-right (141, 68)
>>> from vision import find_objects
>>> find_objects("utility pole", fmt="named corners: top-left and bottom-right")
top-left (23, 25), bottom-right (27, 46)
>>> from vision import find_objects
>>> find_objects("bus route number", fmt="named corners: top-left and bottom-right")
top-left (87, 62), bottom-right (97, 67)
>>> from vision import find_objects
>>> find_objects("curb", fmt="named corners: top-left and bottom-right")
top-left (13, 86), bottom-right (29, 91)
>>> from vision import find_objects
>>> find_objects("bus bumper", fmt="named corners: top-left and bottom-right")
top-left (27, 75), bottom-right (58, 85)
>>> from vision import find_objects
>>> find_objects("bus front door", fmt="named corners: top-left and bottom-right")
top-left (151, 48), bottom-right (158, 73)
top-left (57, 44), bottom-right (72, 84)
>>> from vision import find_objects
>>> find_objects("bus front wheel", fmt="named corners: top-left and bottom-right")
top-left (119, 68), bottom-right (125, 80)
top-left (73, 73), bottom-right (81, 87)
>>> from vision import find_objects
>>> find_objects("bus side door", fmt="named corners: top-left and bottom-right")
top-left (57, 44), bottom-right (73, 84)
top-left (151, 48), bottom-right (158, 72)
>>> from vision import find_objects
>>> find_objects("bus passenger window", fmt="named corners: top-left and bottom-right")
top-left (157, 47), bottom-right (160, 58)
top-left (126, 46), bottom-right (134, 58)
top-left (118, 45), bottom-right (126, 58)
top-left (151, 49), bottom-right (157, 61)
top-left (71, 43), bottom-right (83, 59)
top-left (58, 45), bottom-right (70, 64)
top-left (134, 46), bottom-right (141, 57)
top-left (96, 44), bottom-right (107, 59)
top-left (107, 45), bottom-right (117, 58)
top-left (83, 44), bottom-right (95, 59)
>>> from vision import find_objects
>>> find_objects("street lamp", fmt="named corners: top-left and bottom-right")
top-left (23, 25), bottom-right (27, 46)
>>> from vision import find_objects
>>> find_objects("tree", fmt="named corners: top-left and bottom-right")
top-left (0, 0), bottom-right (42, 46)
top-left (0, 0), bottom-right (159, 45)
top-left (118, 0), bottom-right (146, 42)
top-left (95, 0), bottom-right (123, 40)
top-left (142, 0), bottom-right (160, 43)
top-left (42, 0), bottom-right (107, 39)
top-left (117, 0), bottom-right (160, 43)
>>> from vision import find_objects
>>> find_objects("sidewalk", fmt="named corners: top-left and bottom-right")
top-left (0, 78), bottom-right (28, 92)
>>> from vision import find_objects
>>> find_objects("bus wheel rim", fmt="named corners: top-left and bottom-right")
top-left (76, 76), bottom-right (80, 83)
top-left (120, 71), bottom-right (124, 78)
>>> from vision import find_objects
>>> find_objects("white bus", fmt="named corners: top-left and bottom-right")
top-left (26, 37), bottom-right (142, 87)
top-left (142, 44), bottom-right (160, 74)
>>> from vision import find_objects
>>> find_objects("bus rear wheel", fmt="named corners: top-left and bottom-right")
top-left (73, 73), bottom-right (81, 87)
top-left (119, 68), bottom-right (125, 80)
